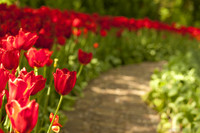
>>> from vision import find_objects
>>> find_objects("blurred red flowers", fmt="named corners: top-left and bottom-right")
top-left (78, 49), bottom-right (93, 65)
top-left (53, 68), bottom-right (77, 95)
top-left (93, 42), bottom-right (99, 48)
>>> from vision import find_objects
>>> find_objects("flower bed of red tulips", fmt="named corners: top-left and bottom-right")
top-left (0, 3), bottom-right (200, 133)
top-left (1, 3), bottom-right (200, 49)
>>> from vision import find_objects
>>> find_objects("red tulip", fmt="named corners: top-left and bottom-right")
top-left (14, 28), bottom-right (38, 50)
top-left (72, 28), bottom-right (81, 37)
top-left (0, 129), bottom-right (4, 133)
top-left (93, 42), bottom-right (99, 48)
top-left (0, 66), bottom-right (9, 93)
top-left (1, 28), bottom-right (38, 51)
top-left (72, 18), bottom-right (82, 28)
top-left (100, 29), bottom-right (107, 37)
top-left (78, 49), bottom-right (93, 65)
top-left (1, 36), bottom-right (15, 51)
top-left (49, 113), bottom-right (62, 133)
top-left (18, 68), bottom-right (46, 95)
top-left (0, 90), bottom-right (6, 109)
top-left (0, 48), bottom-right (5, 63)
top-left (6, 100), bottom-right (39, 133)
top-left (53, 68), bottom-right (76, 95)
top-left (57, 36), bottom-right (66, 45)
top-left (25, 47), bottom-right (53, 68)
top-left (2, 50), bottom-right (19, 70)
top-left (8, 77), bottom-right (31, 103)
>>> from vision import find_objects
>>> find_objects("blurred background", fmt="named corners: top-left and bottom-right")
top-left (1, 0), bottom-right (200, 27)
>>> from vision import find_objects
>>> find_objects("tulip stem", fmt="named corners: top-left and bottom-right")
top-left (77, 64), bottom-right (83, 78)
top-left (9, 124), bottom-right (12, 132)
top-left (47, 95), bottom-right (63, 133)
top-left (42, 59), bottom-right (58, 126)
top-left (43, 66), bottom-right (47, 78)
top-left (34, 67), bottom-right (38, 76)
top-left (3, 115), bottom-right (9, 130)
top-left (18, 50), bottom-right (24, 72)
top-left (0, 95), bottom-right (5, 124)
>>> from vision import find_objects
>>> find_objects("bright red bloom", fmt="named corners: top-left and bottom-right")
top-left (18, 68), bottom-right (46, 95)
top-left (1, 28), bottom-right (38, 51)
top-left (0, 90), bottom-right (6, 109)
top-left (72, 18), bottom-right (82, 28)
top-left (25, 47), bottom-right (53, 68)
top-left (78, 49), bottom-right (93, 65)
top-left (2, 50), bottom-right (19, 70)
top-left (53, 68), bottom-right (77, 95)
top-left (14, 28), bottom-right (38, 50)
top-left (93, 42), bottom-right (99, 48)
top-left (1, 36), bottom-right (15, 51)
top-left (57, 36), bottom-right (66, 45)
top-left (72, 28), bottom-right (81, 37)
top-left (100, 29), bottom-right (107, 37)
top-left (0, 66), bottom-right (9, 93)
top-left (0, 129), bottom-right (4, 133)
top-left (6, 100), bottom-right (39, 133)
top-left (0, 48), bottom-right (5, 63)
top-left (8, 77), bottom-right (31, 103)
top-left (83, 28), bottom-right (88, 36)
top-left (49, 113), bottom-right (62, 133)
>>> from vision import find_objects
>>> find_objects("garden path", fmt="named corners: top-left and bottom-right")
top-left (64, 62), bottom-right (165, 133)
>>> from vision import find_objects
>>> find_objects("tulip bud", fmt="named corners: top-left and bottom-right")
top-left (78, 49), bottom-right (93, 65)
top-left (53, 68), bottom-right (76, 95)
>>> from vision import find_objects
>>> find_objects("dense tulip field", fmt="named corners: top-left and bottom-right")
top-left (0, 3), bottom-right (200, 133)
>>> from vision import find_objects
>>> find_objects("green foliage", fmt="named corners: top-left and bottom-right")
top-left (144, 49), bottom-right (200, 132)
top-left (0, 0), bottom-right (16, 5)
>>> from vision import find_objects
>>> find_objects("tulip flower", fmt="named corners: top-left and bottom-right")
top-left (25, 47), bottom-right (53, 68)
top-left (1, 36), bottom-right (15, 51)
top-left (100, 29), bottom-right (107, 37)
top-left (6, 100), bottom-right (39, 133)
top-left (0, 66), bottom-right (9, 93)
top-left (2, 50), bottom-right (19, 70)
top-left (72, 18), bottom-right (82, 28)
top-left (14, 28), bottom-right (38, 50)
top-left (53, 68), bottom-right (77, 95)
top-left (93, 42), bottom-right (99, 48)
top-left (1, 28), bottom-right (38, 51)
top-left (0, 129), bottom-right (4, 133)
top-left (57, 36), bottom-right (66, 45)
top-left (78, 49), bottom-right (93, 65)
top-left (18, 68), bottom-right (46, 95)
top-left (72, 28), bottom-right (81, 37)
top-left (0, 48), bottom-right (5, 63)
top-left (49, 113), bottom-right (62, 133)
top-left (0, 90), bottom-right (6, 109)
top-left (8, 77), bottom-right (31, 103)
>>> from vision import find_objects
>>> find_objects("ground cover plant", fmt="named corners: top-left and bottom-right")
top-left (144, 50), bottom-right (200, 133)
top-left (0, 3), bottom-right (200, 133)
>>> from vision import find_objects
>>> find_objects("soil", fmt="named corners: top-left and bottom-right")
top-left (63, 62), bottom-right (165, 133)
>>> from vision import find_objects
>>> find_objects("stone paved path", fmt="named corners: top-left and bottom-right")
top-left (64, 62), bottom-right (165, 133)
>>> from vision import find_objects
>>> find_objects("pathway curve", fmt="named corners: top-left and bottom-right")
top-left (64, 62), bottom-right (165, 133)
